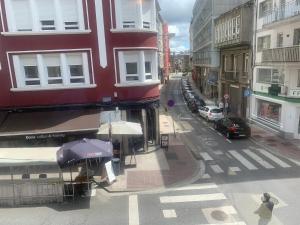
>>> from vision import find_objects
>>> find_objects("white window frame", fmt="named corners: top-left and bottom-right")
top-left (114, 0), bottom-right (157, 32)
top-left (297, 69), bottom-right (300, 87)
top-left (3, 0), bottom-right (86, 34)
top-left (117, 50), bottom-right (158, 85)
top-left (12, 52), bottom-right (92, 90)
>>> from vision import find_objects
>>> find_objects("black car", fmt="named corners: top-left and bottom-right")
top-left (188, 99), bottom-right (205, 113)
top-left (214, 117), bottom-right (251, 139)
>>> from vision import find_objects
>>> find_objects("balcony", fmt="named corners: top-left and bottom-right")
top-left (263, 1), bottom-right (300, 26)
top-left (262, 46), bottom-right (300, 63)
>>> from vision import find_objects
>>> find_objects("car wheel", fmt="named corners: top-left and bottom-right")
top-left (226, 132), bottom-right (231, 139)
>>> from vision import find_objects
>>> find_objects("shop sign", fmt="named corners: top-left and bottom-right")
top-left (161, 134), bottom-right (169, 148)
top-left (25, 133), bottom-right (66, 140)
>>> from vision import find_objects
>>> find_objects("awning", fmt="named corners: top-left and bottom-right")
top-left (0, 147), bottom-right (59, 167)
top-left (98, 121), bottom-right (143, 135)
top-left (0, 109), bottom-right (100, 138)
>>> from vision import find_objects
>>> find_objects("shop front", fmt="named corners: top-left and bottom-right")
top-left (256, 99), bottom-right (282, 128)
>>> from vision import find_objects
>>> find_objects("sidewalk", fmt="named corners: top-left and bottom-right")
top-left (103, 103), bottom-right (199, 192)
top-left (188, 75), bottom-right (300, 161)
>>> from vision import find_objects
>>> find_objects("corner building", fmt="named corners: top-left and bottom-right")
top-left (0, 0), bottom-right (161, 148)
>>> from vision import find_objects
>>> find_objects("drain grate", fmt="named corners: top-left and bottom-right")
top-left (211, 210), bottom-right (228, 221)
top-left (253, 135), bottom-right (262, 138)
top-left (165, 152), bottom-right (178, 160)
top-left (267, 138), bottom-right (277, 142)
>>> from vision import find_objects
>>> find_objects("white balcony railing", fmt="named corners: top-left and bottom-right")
top-left (262, 45), bottom-right (300, 62)
top-left (263, 0), bottom-right (300, 25)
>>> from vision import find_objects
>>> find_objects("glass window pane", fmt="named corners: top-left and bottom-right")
top-left (47, 66), bottom-right (61, 78)
top-left (126, 76), bottom-right (139, 81)
top-left (70, 65), bottom-right (83, 77)
top-left (24, 66), bottom-right (39, 79)
top-left (145, 61), bottom-right (151, 73)
top-left (126, 63), bottom-right (138, 74)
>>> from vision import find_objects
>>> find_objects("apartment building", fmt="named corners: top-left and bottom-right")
top-left (0, 0), bottom-right (161, 146)
top-left (252, 0), bottom-right (300, 139)
top-left (190, 0), bottom-right (250, 99)
top-left (215, 1), bottom-right (254, 118)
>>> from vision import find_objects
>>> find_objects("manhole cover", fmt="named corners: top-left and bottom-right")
top-left (211, 210), bottom-right (228, 221)
top-left (165, 152), bottom-right (178, 160)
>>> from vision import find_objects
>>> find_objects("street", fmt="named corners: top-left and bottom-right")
top-left (1, 75), bottom-right (300, 225)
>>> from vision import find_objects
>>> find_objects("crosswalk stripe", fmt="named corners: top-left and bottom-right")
top-left (197, 222), bottom-right (247, 225)
top-left (257, 149), bottom-right (291, 168)
top-left (229, 150), bottom-right (258, 170)
top-left (162, 209), bottom-right (177, 218)
top-left (287, 158), bottom-right (300, 166)
top-left (243, 149), bottom-right (275, 169)
top-left (200, 152), bottom-right (213, 161)
top-left (160, 193), bottom-right (226, 203)
top-left (174, 183), bottom-right (218, 191)
top-left (129, 195), bottom-right (139, 225)
top-left (210, 164), bottom-right (224, 173)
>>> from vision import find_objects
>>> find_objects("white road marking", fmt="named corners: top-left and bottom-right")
top-left (198, 222), bottom-right (247, 225)
top-left (162, 209), bottom-right (177, 218)
top-left (210, 164), bottom-right (224, 174)
top-left (229, 150), bottom-right (258, 170)
top-left (201, 173), bottom-right (211, 179)
top-left (243, 149), bottom-right (275, 169)
top-left (287, 158), bottom-right (300, 166)
top-left (214, 150), bottom-right (224, 155)
top-left (228, 167), bottom-right (241, 172)
top-left (226, 139), bottom-right (232, 143)
top-left (160, 193), bottom-right (226, 204)
top-left (129, 195), bottom-right (139, 225)
top-left (209, 127), bottom-right (215, 131)
top-left (174, 183), bottom-right (218, 191)
top-left (257, 149), bottom-right (291, 168)
top-left (217, 132), bottom-right (223, 136)
top-left (200, 152), bottom-right (213, 161)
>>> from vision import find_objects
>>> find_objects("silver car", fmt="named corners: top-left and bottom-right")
top-left (198, 106), bottom-right (224, 121)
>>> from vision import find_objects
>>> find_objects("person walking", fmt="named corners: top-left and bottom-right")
top-left (255, 193), bottom-right (275, 225)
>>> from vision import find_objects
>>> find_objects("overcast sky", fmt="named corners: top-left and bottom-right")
top-left (158, 0), bottom-right (196, 53)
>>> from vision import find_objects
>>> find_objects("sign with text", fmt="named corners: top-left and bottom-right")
top-left (161, 134), bottom-right (169, 148)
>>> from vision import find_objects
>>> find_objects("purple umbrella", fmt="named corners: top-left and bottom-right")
top-left (57, 138), bottom-right (113, 168)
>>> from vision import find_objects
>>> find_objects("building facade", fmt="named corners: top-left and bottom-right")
top-left (215, 1), bottom-right (254, 118)
top-left (252, 0), bottom-right (300, 139)
top-left (190, 0), bottom-right (251, 99)
top-left (0, 0), bottom-right (161, 147)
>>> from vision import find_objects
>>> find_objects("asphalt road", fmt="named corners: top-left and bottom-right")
top-left (1, 75), bottom-right (300, 225)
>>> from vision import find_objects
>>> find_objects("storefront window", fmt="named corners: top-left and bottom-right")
top-left (257, 99), bottom-right (281, 123)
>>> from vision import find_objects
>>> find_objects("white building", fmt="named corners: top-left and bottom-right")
top-left (252, 0), bottom-right (300, 139)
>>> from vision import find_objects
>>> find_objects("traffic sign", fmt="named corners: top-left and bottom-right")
top-left (224, 94), bottom-right (229, 99)
top-left (244, 89), bottom-right (252, 97)
top-left (167, 99), bottom-right (175, 107)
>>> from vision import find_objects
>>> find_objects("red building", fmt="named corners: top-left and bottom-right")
top-left (162, 23), bottom-right (170, 81)
top-left (0, 0), bottom-right (160, 147)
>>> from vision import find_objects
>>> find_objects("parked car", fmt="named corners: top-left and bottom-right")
top-left (198, 106), bottom-right (224, 121)
top-left (193, 95), bottom-right (206, 106)
top-left (188, 99), bottom-right (205, 113)
top-left (213, 117), bottom-right (251, 139)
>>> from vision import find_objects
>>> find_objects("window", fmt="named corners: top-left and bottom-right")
top-left (118, 50), bottom-right (158, 84)
top-left (13, 52), bottom-right (91, 89)
top-left (236, 16), bottom-right (240, 36)
top-left (244, 54), bottom-right (249, 73)
top-left (257, 35), bottom-right (271, 52)
top-left (259, 0), bottom-right (273, 18)
top-left (277, 33), bottom-right (283, 47)
top-left (126, 63), bottom-right (139, 81)
top-left (6, 0), bottom-right (84, 32)
top-left (67, 53), bottom-right (86, 84)
top-left (117, 0), bottom-right (156, 30)
top-left (232, 17), bottom-right (236, 39)
top-left (293, 28), bottom-right (300, 45)
top-left (11, 0), bottom-right (32, 31)
top-left (257, 68), bottom-right (285, 84)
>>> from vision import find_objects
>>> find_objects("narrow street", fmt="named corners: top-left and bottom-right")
top-left (1, 75), bottom-right (300, 225)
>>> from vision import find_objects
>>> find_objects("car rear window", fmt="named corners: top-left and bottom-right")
top-left (211, 109), bottom-right (222, 113)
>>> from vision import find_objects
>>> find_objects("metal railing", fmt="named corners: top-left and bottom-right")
top-left (262, 45), bottom-right (300, 62)
top-left (263, 1), bottom-right (300, 25)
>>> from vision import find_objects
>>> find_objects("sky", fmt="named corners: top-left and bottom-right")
top-left (158, 0), bottom-right (196, 53)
